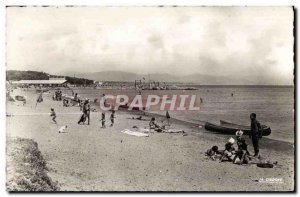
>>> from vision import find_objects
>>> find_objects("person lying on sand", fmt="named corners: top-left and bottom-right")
top-left (130, 116), bottom-right (148, 121)
top-left (205, 146), bottom-right (222, 160)
top-left (220, 137), bottom-right (236, 162)
top-left (149, 117), bottom-right (162, 132)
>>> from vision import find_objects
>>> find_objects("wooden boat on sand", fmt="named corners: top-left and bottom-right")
top-left (204, 120), bottom-right (271, 136)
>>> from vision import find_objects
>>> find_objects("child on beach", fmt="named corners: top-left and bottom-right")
top-left (220, 137), bottom-right (236, 162)
top-left (50, 108), bottom-right (57, 124)
top-left (35, 93), bottom-right (43, 108)
top-left (100, 112), bottom-right (106, 128)
top-left (233, 130), bottom-right (250, 165)
top-left (110, 111), bottom-right (115, 127)
top-left (205, 146), bottom-right (221, 160)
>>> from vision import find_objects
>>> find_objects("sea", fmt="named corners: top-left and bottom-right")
top-left (69, 86), bottom-right (294, 143)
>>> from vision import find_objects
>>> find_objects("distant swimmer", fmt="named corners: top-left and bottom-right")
top-left (50, 108), bottom-right (57, 124)
top-left (231, 93), bottom-right (234, 97)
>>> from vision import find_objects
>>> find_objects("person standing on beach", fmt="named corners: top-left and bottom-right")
top-left (166, 111), bottom-right (171, 126)
top-left (74, 93), bottom-right (78, 101)
top-left (249, 113), bottom-right (262, 158)
top-left (50, 108), bottom-right (57, 124)
top-left (35, 93), bottom-right (43, 108)
top-left (110, 110), bottom-right (115, 127)
top-left (100, 112), bottom-right (106, 128)
top-left (79, 100), bottom-right (83, 111)
top-left (101, 94), bottom-right (107, 107)
top-left (83, 99), bottom-right (91, 125)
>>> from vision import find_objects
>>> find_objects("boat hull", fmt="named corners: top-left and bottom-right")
top-left (204, 121), bottom-right (271, 136)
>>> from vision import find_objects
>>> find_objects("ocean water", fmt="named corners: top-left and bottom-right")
top-left (72, 86), bottom-right (294, 143)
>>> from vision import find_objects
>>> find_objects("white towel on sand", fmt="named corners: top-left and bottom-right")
top-left (121, 129), bottom-right (149, 137)
top-left (59, 125), bottom-right (68, 133)
top-left (164, 129), bottom-right (184, 133)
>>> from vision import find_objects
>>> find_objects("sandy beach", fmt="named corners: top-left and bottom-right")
top-left (6, 88), bottom-right (294, 191)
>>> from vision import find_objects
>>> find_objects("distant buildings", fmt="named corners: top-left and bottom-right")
top-left (11, 77), bottom-right (68, 87)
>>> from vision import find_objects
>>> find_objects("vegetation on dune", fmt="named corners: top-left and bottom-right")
top-left (6, 70), bottom-right (49, 81)
top-left (6, 70), bottom-right (94, 85)
top-left (65, 76), bottom-right (94, 85)
top-left (6, 137), bottom-right (60, 191)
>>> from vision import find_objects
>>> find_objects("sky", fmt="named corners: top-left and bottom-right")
top-left (6, 6), bottom-right (294, 84)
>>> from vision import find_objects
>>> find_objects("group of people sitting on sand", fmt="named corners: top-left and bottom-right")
top-left (148, 112), bottom-right (171, 132)
top-left (205, 130), bottom-right (253, 165)
top-left (78, 98), bottom-right (91, 125)
top-left (206, 113), bottom-right (263, 165)
top-left (53, 90), bottom-right (63, 101)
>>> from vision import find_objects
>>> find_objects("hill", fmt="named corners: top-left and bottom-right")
top-left (6, 70), bottom-right (94, 85)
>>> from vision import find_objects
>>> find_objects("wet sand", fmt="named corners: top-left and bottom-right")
top-left (6, 88), bottom-right (294, 191)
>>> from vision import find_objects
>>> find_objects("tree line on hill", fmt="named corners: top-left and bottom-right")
top-left (6, 70), bottom-right (94, 85)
